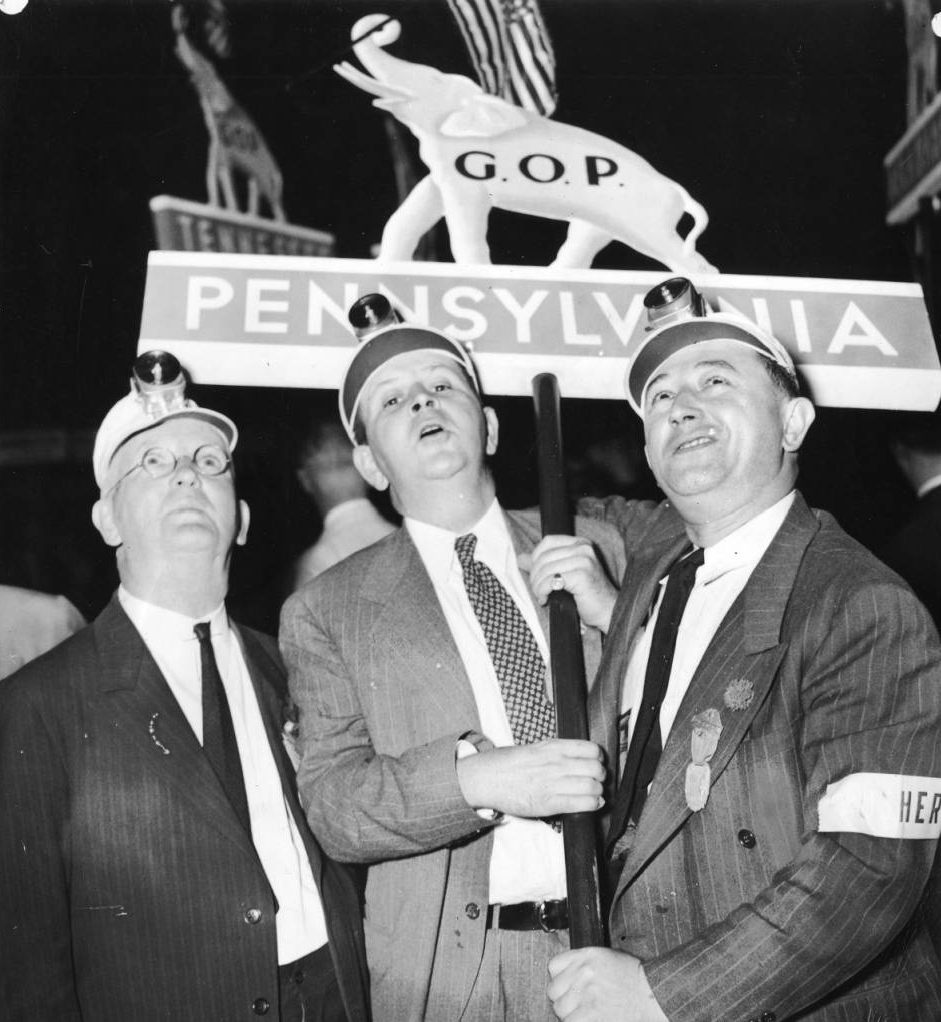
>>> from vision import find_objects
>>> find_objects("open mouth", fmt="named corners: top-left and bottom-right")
top-left (418, 422), bottom-right (445, 440)
top-left (674, 434), bottom-right (714, 454)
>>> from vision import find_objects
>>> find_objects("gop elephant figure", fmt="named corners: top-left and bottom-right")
top-left (336, 14), bottom-right (717, 274)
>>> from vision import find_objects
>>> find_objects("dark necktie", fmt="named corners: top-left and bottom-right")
top-left (605, 546), bottom-right (705, 856)
top-left (455, 533), bottom-right (556, 746)
top-left (194, 621), bottom-right (251, 834)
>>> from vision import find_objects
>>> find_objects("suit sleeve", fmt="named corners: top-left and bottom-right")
top-left (644, 577), bottom-right (941, 1022)
top-left (0, 678), bottom-right (82, 1019)
top-left (577, 495), bottom-right (670, 559)
top-left (572, 514), bottom-right (630, 593)
top-left (279, 588), bottom-right (492, 864)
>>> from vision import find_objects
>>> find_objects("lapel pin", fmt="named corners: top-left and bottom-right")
top-left (723, 678), bottom-right (754, 711)
top-left (148, 712), bottom-right (170, 756)
top-left (685, 708), bottom-right (722, 812)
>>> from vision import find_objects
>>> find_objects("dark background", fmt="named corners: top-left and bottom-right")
top-left (0, 0), bottom-right (929, 627)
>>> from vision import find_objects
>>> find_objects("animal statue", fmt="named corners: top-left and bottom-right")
top-left (173, 6), bottom-right (285, 221)
top-left (336, 14), bottom-right (717, 274)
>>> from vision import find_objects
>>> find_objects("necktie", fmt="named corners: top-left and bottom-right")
top-left (455, 533), bottom-right (555, 746)
top-left (605, 546), bottom-right (705, 856)
top-left (194, 621), bottom-right (251, 834)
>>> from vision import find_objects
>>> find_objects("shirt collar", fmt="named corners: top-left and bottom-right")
top-left (696, 490), bottom-right (795, 586)
top-left (322, 496), bottom-right (377, 529)
top-left (406, 498), bottom-right (510, 586)
top-left (917, 473), bottom-right (941, 499)
top-left (118, 585), bottom-right (228, 645)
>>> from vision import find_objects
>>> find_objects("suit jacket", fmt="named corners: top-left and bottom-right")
top-left (280, 509), bottom-right (626, 1022)
top-left (879, 485), bottom-right (941, 962)
top-left (583, 492), bottom-right (941, 1022)
top-left (0, 595), bottom-right (370, 1022)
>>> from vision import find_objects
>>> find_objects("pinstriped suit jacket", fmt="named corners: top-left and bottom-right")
top-left (584, 492), bottom-right (941, 1022)
top-left (280, 508), bottom-right (626, 1022)
top-left (0, 596), bottom-right (370, 1022)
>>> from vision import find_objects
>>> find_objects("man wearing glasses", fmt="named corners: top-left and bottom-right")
top-left (0, 352), bottom-right (370, 1022)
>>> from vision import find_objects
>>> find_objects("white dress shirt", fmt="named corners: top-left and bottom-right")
top-left (620, 491), bottom-right (795, 760)
top-left (118, 587), bottom-right (328, 964)
top-left (406, 500), bottom-right (567, 905)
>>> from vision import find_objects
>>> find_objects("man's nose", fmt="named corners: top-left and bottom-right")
top-left (171, 456), bottom-right (201, 486)
top-left (409, 387), bottom-right (437, 413)
top-left (669, 387), bottom-right (701, 425)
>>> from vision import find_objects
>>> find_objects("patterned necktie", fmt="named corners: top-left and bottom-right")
top-left (454, 533), bottom-right (556, 746)
top-left (605, 546), bottom-right (705, 856)
top-left (194, 621), bottom-right (251, 834)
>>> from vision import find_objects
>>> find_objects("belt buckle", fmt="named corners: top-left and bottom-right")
top-left (536, 900), bottom-right (556, 932)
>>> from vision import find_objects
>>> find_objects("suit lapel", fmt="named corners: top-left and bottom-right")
top-left (590, 525), bottom-right (689, 769)
top-left (362, 528), bottom-right (480, 729)
top-left (613, 495), bottom-right (820, 895)
top-left (237, 625), bottom-right (326, 882)
top-left (93, 596), bottom-right (258, 855)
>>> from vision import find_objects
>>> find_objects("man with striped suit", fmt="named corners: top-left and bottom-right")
top-left (0, 352), bottom-right (370, 1022)
top-left (280, 295), bottom-right (624, 1022)
top-left (535, 278), bottom-right (941, 1021)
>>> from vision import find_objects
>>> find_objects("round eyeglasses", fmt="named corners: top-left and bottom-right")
top-left (106, 444), bottom-right (231, 494)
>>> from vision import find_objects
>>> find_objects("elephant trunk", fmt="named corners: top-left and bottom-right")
top-left (350, 14), bottom-right (436, 97)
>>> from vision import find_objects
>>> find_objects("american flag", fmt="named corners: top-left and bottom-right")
top-left (445, 0), bottom-right (557, 117)
top-left (203, 0), bottom-right (231, 59)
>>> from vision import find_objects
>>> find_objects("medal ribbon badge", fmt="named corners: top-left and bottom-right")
top-left (685, 708), bottom-right (722, 812)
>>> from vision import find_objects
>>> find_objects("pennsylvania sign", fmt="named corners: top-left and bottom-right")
top-left (138, 253), bottom-right (941, 411)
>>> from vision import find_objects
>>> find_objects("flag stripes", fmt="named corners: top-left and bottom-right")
top-left (445, 0), bottom-right (557, 116)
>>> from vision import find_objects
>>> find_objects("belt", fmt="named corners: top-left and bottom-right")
top-left (486, 898), bottom-right (569, 932)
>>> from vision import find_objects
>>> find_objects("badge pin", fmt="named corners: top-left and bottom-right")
top-left (685, 708), bottom-right (721, 812)
top-left (723, 678), bottom-right (754, 711)
top-left (148, 712), bottom-right (170, 756)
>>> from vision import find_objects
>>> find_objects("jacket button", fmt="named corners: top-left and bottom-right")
top-left (244, 908), bottom-right (263, 925)
top-left (760, 1014), bottom-right (776, 1022)
top-left (737, 829), bottom-right (756, 849)
top-left (252, 998), bottom-right (269, 1015)
top-left (465, 902), bottom-right (480, 919)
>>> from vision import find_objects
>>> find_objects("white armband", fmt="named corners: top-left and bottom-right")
top-left (818, 773), bottom-right (941, 839)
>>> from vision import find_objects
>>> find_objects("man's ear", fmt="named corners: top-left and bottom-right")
top-left (781, 396), bottom-right (815, 453)
top-left (235, 499), bottom-right (250, 547)
top-left (483, 406), bottom-right (499, 457)
top-left (92, 497), bottom-right (122, 548)
top-left (352, 444), bottom-right (389, 492)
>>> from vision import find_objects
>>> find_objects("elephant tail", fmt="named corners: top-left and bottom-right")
top-left (677, 186), bottom-right (710, 257)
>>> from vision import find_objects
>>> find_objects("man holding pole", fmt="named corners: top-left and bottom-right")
top-left (280, 294), bottom-right (624, 1022)
top-left (534, 277), bottom-right (941, 1021)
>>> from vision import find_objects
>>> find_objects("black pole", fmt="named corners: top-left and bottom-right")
top-left (531, 372), bottom-right (605, 949)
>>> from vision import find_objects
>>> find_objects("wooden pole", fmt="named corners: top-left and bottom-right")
top-left (532, 372), bottom-right (605, 948)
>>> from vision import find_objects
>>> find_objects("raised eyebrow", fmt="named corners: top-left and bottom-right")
top-left (425, 361), bottom-right (462, 379)
top-left (646, 370), bottom-right (670, 395)
top-left (696, 358), bottom-right (739, 374)
top-left (648, 358), bottom-right (739, 392)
